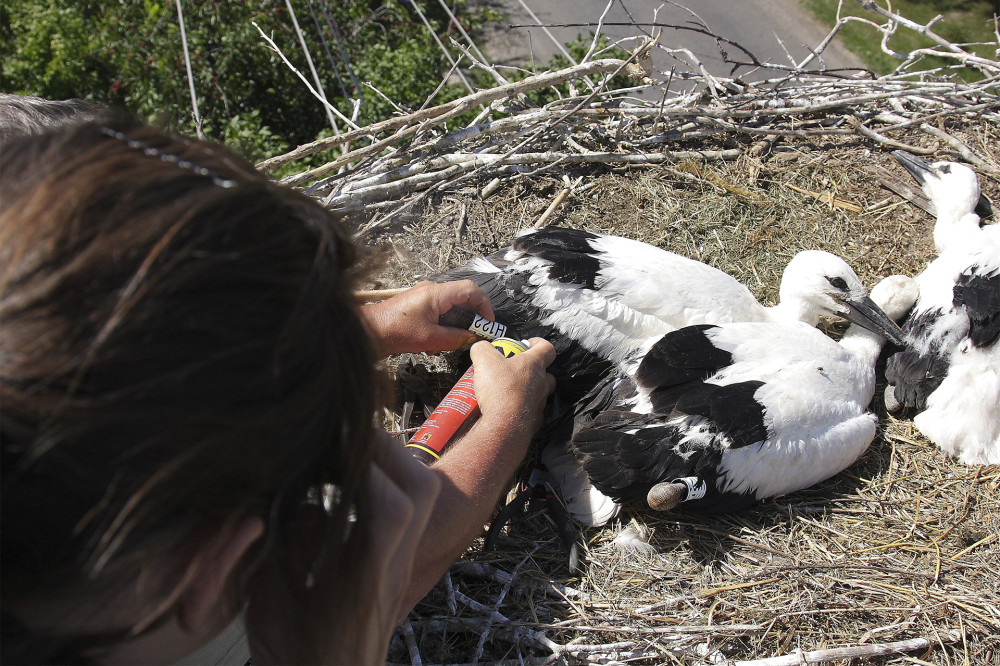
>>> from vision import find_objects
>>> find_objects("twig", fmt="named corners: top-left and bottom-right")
top-left (846, 115), bottom-right (937, 155)
top-left (919, 123), bottom-right (997, 175)
top-left (784, 182), bottom-right (863, 213)
top-left (450, 560), bottom-right (590, 600)
top-left (252, 22), bottom-right (357, 133)
top-left (855, 0), bottom-right (1000, 75)
top-left (271, 59), bottom-right (636, 182)
top-left (534, 176), bottom-right (580, 228)
top-left (452, 590), bottom-right (560, 652)
top-left (283, 0), bottom-right (339, 133)
top-left (173, 0), bottom-right (204, 139)
top-left (729, 630), bottom-right (962, 665)
top-left (402, 618), bottom-right (423, 666)
top-left (410, 0), bottom-right (475, 95)
top-left (355, 287), bottom-right (410, 302)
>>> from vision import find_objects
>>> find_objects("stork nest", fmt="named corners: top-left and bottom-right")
top-left (262, 4), bottom-right (1000, 663)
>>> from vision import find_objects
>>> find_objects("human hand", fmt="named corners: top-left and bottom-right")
top-left (470, 337), bottom-right (556, 439)
top-left (360, 280), bottom-right (495, 356)
top-left (246, 431), bottom-right (439, 665)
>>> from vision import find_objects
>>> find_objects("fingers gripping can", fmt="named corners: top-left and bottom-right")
top-left (406, 338), bottom-right (527, 464)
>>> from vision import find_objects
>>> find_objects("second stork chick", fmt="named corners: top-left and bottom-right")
top-left (568, 275), bottom-right (915, 515)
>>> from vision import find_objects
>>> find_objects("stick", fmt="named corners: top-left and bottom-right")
top-left (919, 123), bottom-right (998, 175)
top-left (729, 630), bottom-right (962, 665)
top-left (401, 618), bottom-right (423, 666)
top-left (257, 58), bottom-right (633, 173)
top-left (784, 182), bottom-right (863, 213)
top-left (451, 560), bottom-right (590, 600)
top-left (452, 590), bottom-right (560, 652)
top-left (355, 288), bottom-right (410, 302)
top-left (846, 115), bottom-right (937, 155)
top-left (533, 179), bottom-right (575, 228)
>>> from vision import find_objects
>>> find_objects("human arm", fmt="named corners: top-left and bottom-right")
top-left (359, 280), bottom-right (495, 357)
top-left (398, 337), bottom-right (556, 615)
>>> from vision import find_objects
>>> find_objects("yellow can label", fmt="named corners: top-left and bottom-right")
top-left (491, 337), bottom-right (527, 358)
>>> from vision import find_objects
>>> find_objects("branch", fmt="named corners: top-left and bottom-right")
top-left (259, 58), bottom-right (636, 177)
top-left (729, 630), bottom-right (963, 665)
top-left (854, 0), bottom-right (1000, 75)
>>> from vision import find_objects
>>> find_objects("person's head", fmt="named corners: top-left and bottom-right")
top-left (0, 93), bottom-right (103, 144)
top-left (1, 113), bottom-right (381, 662)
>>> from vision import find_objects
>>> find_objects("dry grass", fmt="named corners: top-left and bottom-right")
top-left (367, 125), bottom-right (1000, 665)
top-left (262, 5), bottom-right (1000, 661)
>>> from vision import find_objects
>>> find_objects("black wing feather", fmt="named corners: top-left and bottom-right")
top-left (433, 245), bottom-right (613, 445)
top-left (954, 266), bottom-right (1000, 348)
top-left (570, 409), bottom-right (760, 513)
top-left (511, 227), bottom-right (603, 289)
top-left (886, 308), bottom-right (950, 411)
top-left (673, 381), bottom-right (768, 449)
top-left (570, 411), bottom-right (698, 503)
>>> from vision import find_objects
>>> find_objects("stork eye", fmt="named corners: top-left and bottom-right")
top-left (827, 276), bottom-right (849, 290)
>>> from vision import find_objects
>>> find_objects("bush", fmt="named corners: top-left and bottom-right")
top-left (1, 0), bottom-right (495, 159)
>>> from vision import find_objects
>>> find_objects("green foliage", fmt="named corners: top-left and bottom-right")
top-left (1, 0), bottom-right (493, 159)
top-left (801, 0), bottom-right (998, 80)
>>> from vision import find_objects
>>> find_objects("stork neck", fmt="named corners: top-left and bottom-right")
top-left (838, 325), bottom-right (884, 363)
top-left (767, 300), bottom-right (820, 327)
top-left (934, 212), bottom-right (981, 254)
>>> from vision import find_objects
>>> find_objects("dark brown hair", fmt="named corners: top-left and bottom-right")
top-left (1, 114), bottom-right (378, 661)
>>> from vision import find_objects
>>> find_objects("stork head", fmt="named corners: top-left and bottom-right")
top-left (779, 251), bottom-right (906, 345)
top-left (891, 151), bottom-right (981, 225)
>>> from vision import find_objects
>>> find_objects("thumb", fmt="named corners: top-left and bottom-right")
top-left (429, 325), bottom-right (480, 352)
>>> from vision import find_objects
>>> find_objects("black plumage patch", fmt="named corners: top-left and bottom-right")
top-left (974, 194), bottom-right (993, 221)
top-left (954, 266), bottom-right (1000, 348)
top-left (570, 411), bottom-right (698, 503)
top-left (513, 227), bottom-right (601, 255)
top-left (432, 251), bottom-right (613, 447)
top-left (672, 380), bottom-right (768, 449)
top-left (512, 227), bottom-right (603, 289)
top-left (636, 326), bottom-right (731, 393)
top-left (885, 308), bottom-right (950, 411)
top-left (570, 410), bottom-right (761, 514)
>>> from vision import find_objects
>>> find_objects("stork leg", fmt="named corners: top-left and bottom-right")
top-left (883, 384), bottom-right (904, 414)
top-left (646, 482), bottom-right (687, 511)
top-left (647, 476), bottom-right (706, 511)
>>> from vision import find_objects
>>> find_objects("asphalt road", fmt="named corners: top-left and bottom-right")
top-left (479, 0), bottom-right (865, 82)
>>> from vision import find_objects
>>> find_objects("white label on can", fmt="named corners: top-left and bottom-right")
top-left (470, 314), bottom-right (508, 340)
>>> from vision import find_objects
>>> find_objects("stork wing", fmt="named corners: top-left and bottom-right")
top-left (887, 251), bottom-right (1000, 410)
top-left (511, 227), bottom-right (767, 327)
top-left (569, 411), bottom-right (701, 504)
top-left (954, 263), bottom-right (1000, 348)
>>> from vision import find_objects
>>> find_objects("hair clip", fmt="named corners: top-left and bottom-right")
top-left (99, 127), bottom-right (238, 189)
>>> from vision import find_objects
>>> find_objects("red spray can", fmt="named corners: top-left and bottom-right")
top-left (406, 337), bottom-right (528, 464)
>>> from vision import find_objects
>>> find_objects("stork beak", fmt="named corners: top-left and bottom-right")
top-left (891, 150), bottom-right (934, 187)
top-left (841, 295), bottom-right (906, 346)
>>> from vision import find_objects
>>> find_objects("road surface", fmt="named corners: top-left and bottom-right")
top-left (478, 0), bottom-right (865, 83)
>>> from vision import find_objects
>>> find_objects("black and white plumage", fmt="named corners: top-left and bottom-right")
top-left (443, 227), bottom-right (897, 367)
top-left (437, 226), bottom-right (908, 523)
top-left (883, 152), bottom-right (1000, 466)
top-left (568, 275), bottom-right (916, 515)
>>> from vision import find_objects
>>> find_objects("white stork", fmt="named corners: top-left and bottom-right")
top-left (445, 227), bottom-right (896, 366)
top-left (883, 152), bottom-right (1000, 466)
top-left (438, 227), bottom-right (910, 523)
top-left (568, 275), bottom-right (916, 515)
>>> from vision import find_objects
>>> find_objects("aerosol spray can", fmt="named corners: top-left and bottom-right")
top-left (406, 337), bottom-right (528, 464)
top-left (437, 306), bottom-right (509, 341)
